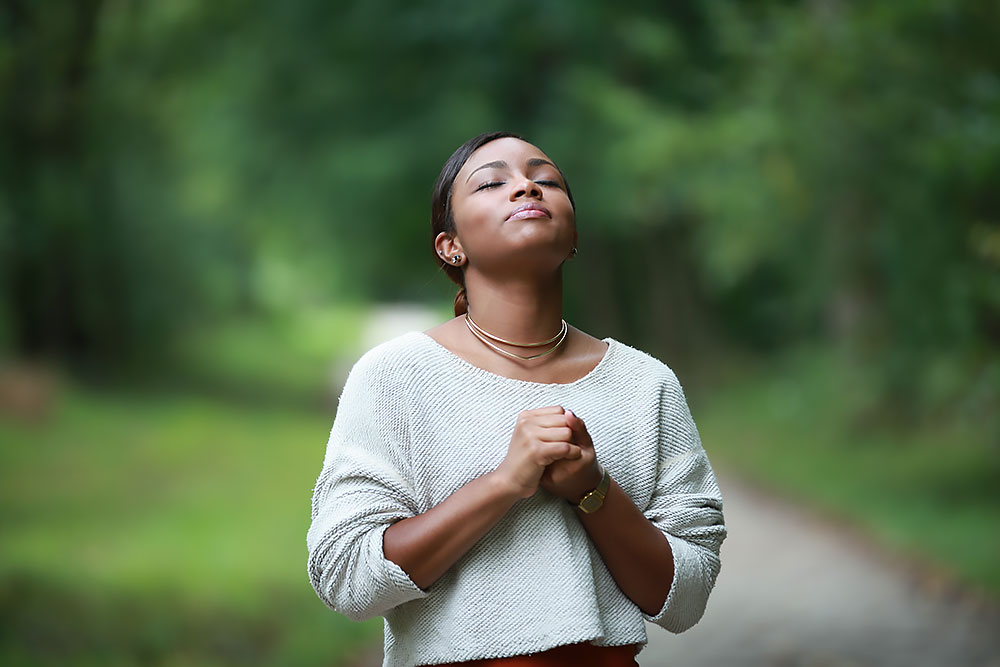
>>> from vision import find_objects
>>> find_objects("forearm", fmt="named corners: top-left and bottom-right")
top-left (383, 471), bottom-right (521, 590)
top-left (576, 478), bottom-right (674, 615)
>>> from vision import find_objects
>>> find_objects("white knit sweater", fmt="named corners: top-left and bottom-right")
top-left (306, 331), bottom-right (726, 667)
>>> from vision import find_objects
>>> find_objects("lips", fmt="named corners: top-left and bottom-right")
top-left (505, 202), bottom-right (551, 222)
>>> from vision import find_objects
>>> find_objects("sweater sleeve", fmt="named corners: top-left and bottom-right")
top-left (641, 368), bottom-right (727, 633)
top-left (306, 350), bottom-right (429, 621)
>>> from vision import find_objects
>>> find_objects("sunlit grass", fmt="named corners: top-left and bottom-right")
top-left (164, 303), bottom-right (369, 402)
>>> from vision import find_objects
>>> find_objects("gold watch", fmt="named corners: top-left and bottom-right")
top-left (573, 468), bottom-right (611, 514)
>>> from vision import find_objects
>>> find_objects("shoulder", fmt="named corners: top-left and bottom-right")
top-left (339, 331), bottom-right (433, 403)
top-left (348, 331), bottom-right (429, 379)
top-left (606, 337), bottom-right (683, 391)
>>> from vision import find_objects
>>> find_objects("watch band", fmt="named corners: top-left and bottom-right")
top-left (573, 468), bottom-right (611, 514)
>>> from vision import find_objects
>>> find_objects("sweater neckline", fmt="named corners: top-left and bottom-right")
top-left (412, 331), bottom-right (617, 388)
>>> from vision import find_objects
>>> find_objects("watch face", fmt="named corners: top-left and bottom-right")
top-left (580, 494), bottom-right (602, 513)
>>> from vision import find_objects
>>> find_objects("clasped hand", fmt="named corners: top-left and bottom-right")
top-left (495, 405), bottom-right (604, 503)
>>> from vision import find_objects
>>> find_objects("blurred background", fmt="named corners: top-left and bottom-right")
top-left (1, 1), bottom-right (998, 665)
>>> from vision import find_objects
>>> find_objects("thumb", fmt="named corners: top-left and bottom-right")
top-left (565, 408), bottom-right (586, 435)
top-left (565, 409), bottom-right (594, 449)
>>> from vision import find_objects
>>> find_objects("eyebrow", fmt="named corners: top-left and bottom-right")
top-left (465, 158), bottom-right (558, 183)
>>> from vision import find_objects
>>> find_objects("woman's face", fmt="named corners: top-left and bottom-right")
top-left (447, 137), bottom-right (576, 274)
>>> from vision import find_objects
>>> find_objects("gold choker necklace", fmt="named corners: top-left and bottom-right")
top-left (464, 312), bottom-right (568, 361)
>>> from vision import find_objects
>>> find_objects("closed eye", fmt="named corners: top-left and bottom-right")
top-left (475, 179), bottom-right (562, 192)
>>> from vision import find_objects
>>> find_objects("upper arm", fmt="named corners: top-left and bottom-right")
top-left (641, 369), bottom-right (727, 632)
top-left (306, 351), bottom-right (428, 620)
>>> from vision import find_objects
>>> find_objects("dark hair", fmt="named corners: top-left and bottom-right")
top-left (430, 131), bottom-right (576, 316)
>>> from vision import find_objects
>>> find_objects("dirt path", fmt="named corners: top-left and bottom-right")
top-left (639, 472), bottom-right (999, 667)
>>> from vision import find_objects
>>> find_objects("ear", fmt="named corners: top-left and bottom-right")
top-left (434, 232), bottom-right (463, 263)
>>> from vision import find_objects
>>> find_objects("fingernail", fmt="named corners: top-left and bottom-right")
top-left (566, 409), bottom-right (575, 418)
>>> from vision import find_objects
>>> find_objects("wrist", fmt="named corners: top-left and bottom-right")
top-left (570, 465), bottom-right (610, 514)
top-left (566, 465), bottom-right (610, 509)
top-left (485, 469), bottom-right (527, 504)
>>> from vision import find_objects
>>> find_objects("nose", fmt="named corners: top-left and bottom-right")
top-left (510, 176), bottom-right (542, 201)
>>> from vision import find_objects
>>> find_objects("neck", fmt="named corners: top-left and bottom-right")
top-left (463, 269), bottom-right (565, 345)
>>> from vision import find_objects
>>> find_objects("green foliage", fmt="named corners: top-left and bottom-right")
top-left (6, 0), bottom-right (995, 424)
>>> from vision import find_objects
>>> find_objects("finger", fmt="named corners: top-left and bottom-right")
top-left (532, 414), bottom-right (573, 428)
top-left (527, 405), bottom-right (565, 416)
top-left (538, 441), bottom-right (581, 463)
top-left (537, 425), bottom-right (573, 442)
top-left (564, 409), bottom-right (594, 448)
top-left (553, 444), bottom-right (583, 460)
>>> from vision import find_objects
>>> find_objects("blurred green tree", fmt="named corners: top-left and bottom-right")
top-left (1, 0), bottom-right (996, 426)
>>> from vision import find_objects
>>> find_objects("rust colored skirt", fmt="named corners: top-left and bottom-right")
top-left (427, 642), bottom-right (640, 666)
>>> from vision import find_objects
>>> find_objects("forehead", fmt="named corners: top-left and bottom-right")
top-left (459, 137), bottom-right (555, 177)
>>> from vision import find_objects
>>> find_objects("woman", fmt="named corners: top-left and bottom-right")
top-left (307, 132), bottom-right (727, 667)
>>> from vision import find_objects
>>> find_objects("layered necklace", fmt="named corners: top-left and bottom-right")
top-left (464, 312), bottom-right (568, 361)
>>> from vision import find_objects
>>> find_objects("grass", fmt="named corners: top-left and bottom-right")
top-left (694, 345), bottom-right (1000, 598)
top-left (0, 305), bottom-right (382, 666)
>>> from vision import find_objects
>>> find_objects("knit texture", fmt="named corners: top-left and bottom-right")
top-left (306, 331), bottom-right (727, 667)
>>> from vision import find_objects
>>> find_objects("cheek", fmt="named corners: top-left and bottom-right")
top-left (555, 198), bottom-right (576, 226)
top-left (451, 197), bottom-right (495, 232)
top-left (546, 188), bottom-right (573, 212)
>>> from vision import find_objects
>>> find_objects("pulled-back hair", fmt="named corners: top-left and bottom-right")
top-left (430, 132), bottom-right (575, 316)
